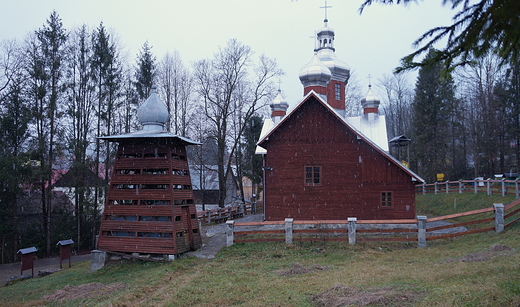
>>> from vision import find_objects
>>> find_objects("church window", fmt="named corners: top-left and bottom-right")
top-left (305, 166), bottom-right (321, 185)
top-left (335, 83), bottom-right (341, 100)
top-left (381, 192), bottom-right (393, 208)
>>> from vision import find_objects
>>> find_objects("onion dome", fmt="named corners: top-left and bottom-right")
top-left (317, 48), bottom-right (350, 83)
top-left (299, 52), bottom-right (332, 88)
top-left (270, 89), bottom-right (289, 124)
top-left (137, 85), bottom-right (169, 132)
top-left (361, 85), bottom-right (380, 110)
top-left (361, 85), bottom-right (381, 122)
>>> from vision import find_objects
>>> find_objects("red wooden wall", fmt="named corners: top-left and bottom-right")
top-left (97, 139), bottom-right (202, 255)
top-left (261, 95), bottom-right (417, 221)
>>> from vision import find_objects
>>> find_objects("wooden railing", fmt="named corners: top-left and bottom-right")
top-left (197, 202), bottom-right (258, 224)
top-left (225, 199), bottom-right (520, 247)
top-left (416, 179), bottom-right (520, 198)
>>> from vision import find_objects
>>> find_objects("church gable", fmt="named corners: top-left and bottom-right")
top-left (261, 95), bottom-right (357, 147)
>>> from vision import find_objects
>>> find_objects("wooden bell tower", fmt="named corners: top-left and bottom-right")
top-left (97, 86), bottom-right (202, 256)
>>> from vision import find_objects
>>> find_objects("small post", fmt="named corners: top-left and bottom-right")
top-left (474, 179), bottom-right (478, 194)
top-left (494, 203), bottom-right (504, 233)
top-left (434, 182), bottom-right (438, 194)
top-left (347, 217), bottom-right (357, 245)
top-left (206, 210), bottom-right (211, 224)
top-left (487, 179), bottom-right (491, 196)
top-left (90, 250), bottom-right (106, 273)
top-left (459, 180), bottom-right (463, 194)
top-left (285, 218), bottom-right (294, 244)
top-left (226, 220), bottom-right (234, 247)
top-left (446, 181), bottom-right (449, 194)
top-left (515, 178), bottom-right (520, 199)
top-left (502, 180), bottom-right (506, 197)
top-left (422, 184), bottom-right (426, 195)
top-left (417, 216), bottom-right (428, 248)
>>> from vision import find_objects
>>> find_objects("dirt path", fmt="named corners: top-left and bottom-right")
top-left (0, 253), bottom-right (91, 287)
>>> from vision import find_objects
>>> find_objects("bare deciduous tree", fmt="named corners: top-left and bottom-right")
top-left (157, 51), bottom-right (193, 136)
top-left (193, 39), bottom-right (283, 207)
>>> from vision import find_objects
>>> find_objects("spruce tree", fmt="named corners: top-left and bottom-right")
top-left (411, 48), bottom-right (456, 182)
top-left (33, 10), bottom-right (68, 257)
top-left (135, 41), bottom-right (156, 101)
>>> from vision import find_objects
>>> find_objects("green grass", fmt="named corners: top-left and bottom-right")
top-left (1, 194), bottom-right (520, 306)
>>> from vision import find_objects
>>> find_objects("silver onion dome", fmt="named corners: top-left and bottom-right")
top-left (361, 85), bottom-right (381, 110)
top-left (136, 85), bottom-right (169, 132)
top-left (299, 52), bottom-right (332, 88)
top-left (270, 89), bottom-right (289, 111)
top-left (317, 48), bottom-right (350, 83)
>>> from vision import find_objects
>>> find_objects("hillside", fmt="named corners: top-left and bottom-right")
top-left (1, 194), bottom-right (519, 306)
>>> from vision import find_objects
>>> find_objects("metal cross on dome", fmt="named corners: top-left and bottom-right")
top-left (320, 1), bottom-right (332, 21)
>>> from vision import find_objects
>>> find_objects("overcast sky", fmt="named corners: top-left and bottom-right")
top-left (1, 0), bottom-right (455, 108)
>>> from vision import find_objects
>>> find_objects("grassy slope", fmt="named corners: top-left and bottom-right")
top-left (1, 194), bottom-right (519, 307)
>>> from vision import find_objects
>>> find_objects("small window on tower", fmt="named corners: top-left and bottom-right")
top-left (335, 83), bottom-right (341, 101)
top-left (305, 166), bottom-right (321, 186)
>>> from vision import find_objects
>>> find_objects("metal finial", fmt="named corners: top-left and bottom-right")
top-left (367, 74), bottom-right (373, 87)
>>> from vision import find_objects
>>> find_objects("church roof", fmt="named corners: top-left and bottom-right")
top-left (257, 91), bottom-right (424, 183)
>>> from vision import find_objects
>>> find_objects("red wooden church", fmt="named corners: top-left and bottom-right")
top-left (256, 17), bottom-right (423, 221)
top-left (97, 86), bottom-right (202, 256)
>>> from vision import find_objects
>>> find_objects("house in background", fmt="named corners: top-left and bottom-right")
top-left (256, 16), bottom-right (424, 221)
top-left (189, 165), bottom-right (238, 209)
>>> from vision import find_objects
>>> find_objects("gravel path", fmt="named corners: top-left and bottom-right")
top-left (185, 213), bottom-right (264, 259)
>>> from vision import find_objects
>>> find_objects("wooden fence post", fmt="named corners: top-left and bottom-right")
top-left (459, 180), bottom-right (463, 194)
top-left (285, 218), bottom-right (294, 244)
top-left (515, 178), bottom-right (519, 199)
top-left (434, 182), bottom-right (438, 194)
top-left (348, 217), bottom-right (357, 245)
top-left (494, 203), bottom-right (504, 233)
top-left (422, 184), bottom-right (426, 195)
top-left (206, 211), bottom-right (211, 224)
top-left (502, 180), bottom-right (506, 197)
top-left (226, 220), bottom-right (234, 247)
top-left (487, 179), bottom-right (491, 196)
top-left (446, 181), bottom-right (449, 194)
top-left (417, 216), bottom-right (427, 248)
top-left (475, 179), bottom-right (478, 194)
